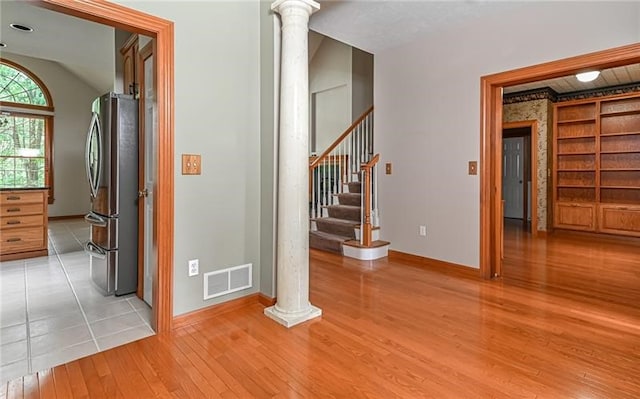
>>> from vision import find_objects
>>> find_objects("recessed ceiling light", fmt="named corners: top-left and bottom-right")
top-left (9, 23), bottom-right (34, 33)
top-left (576, 71), bottom-right (600, 83)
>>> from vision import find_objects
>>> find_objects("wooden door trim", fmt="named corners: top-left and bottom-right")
top-left (503, 120), bottom-right (538, 236)
top-left (480, 42), bottom-right (640, 279)
top-left (37, 0), bottom-right (175, 333)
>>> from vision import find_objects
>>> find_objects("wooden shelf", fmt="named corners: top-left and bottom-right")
top-left (553, 93), bottom-right (640, 236)
top-left (600, 150), bottom-right (639, 154)
top-left (558, 152), bottom-right (595, 156)
top-left (600, 131), bottom-right (640, 137)
top-left (557, 117), bottom-right (596, 124)
top-left (557, 135), bottom-right (596, 140)
top-left (600, 109), bottom-right (640, 117)
top-left (600, 186), bottom-right (640, 190)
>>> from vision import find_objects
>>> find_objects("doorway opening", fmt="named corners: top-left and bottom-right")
top-left (502, 121), bottom-right (537, 235)
top-left (480, 42), bottom-right (640, 279)
top-left (37, 0), bottom-right (175, 333)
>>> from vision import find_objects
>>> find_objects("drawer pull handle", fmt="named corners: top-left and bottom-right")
top-left (6, 238), bottom-right (21, 242)
top-left (6, 208), bottom-right (20, 212)
top-left (6, 220), bottom-right (20, 225)
top-left (6, 196), bottom-right (21, 200)
top-left (618, 207), bottom-right (628, 210)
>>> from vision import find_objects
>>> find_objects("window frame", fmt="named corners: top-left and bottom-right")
top-left (0, 58), bottom-right (55, 203)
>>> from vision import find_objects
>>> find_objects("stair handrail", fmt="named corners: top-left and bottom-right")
top-left (360, 153), bottom-right (379, 247)
top-left (309, 106), bottom-right (374, 220)
top-left (309, 106), bottom-right (373, 170)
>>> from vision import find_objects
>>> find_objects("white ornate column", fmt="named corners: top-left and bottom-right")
top-left (264, 0), bottom-right (321, 328)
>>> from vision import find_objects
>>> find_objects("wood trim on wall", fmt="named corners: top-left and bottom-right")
top-left (37, 0), bottom-right (175, 334)
top-left (258, 293), bottom-right (277, 307)
top-left (503, 120), bottom-right (538, 236)
top-left (173, 294), bottom-right (260, 330)
top-left (480, 42), bottom-right (640, 279)
top-left (387, 250), bottom-right (480, 280)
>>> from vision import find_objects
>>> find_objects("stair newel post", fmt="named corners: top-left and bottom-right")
top-left (360, 154), bottom-right (379, 248)
top-left (373, 161), bottom-right (379, 227)
top-left (363, 168), bottom-right (372, 247)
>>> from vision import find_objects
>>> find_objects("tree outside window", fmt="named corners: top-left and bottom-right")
top-left (0, 60), bottom-right (54, 202)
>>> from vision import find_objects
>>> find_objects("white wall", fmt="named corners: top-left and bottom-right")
top-left (116, 1), bottom-right (261, 315)
top-left (352, 47), bottom-right (373, 119)
top-left (2, 52), bottom-right (99, 218)
top-left (114, 29), bottom-right (129, 92)
top-left (309, 35), bottom-right (352, 153)
top-left (375, 1), bottom-right (640, 268)
top-left (259, 1), bottom-right (276, 298)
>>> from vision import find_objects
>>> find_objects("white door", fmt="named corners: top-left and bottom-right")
top-left (502, 137), bottom-right (524, 219)
top-left (142, 53), bottom-right (156, 306)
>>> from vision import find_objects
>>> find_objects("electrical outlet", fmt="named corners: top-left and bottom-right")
top-left (419, 225), bottom-right (427, 236)
top-left (188, 259), bottom-right (199, 276)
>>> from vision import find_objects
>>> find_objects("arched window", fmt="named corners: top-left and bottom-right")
top-left (0, 59), bottom-right (54, 203)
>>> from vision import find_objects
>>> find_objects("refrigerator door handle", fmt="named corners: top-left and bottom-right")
top-left (84, 212), bottom-right (107, 227)
top-left (85, 112), bottom-right (102, 199)
top-left (85, 241), bottom-right (107, 259)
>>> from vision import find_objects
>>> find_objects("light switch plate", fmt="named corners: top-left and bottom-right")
top-left (468, 161), bottom-right (478, 175)
top-left (182, 154), bottom-right (201, 175)
top-left (385, 162), bottom-right (392, 175)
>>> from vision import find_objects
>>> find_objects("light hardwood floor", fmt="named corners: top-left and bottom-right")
top-left (3, 229), bottom-right (640, 398)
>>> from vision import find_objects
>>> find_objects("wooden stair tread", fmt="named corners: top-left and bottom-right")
top-left (310, 230), bottom-right (351, 241)
top-left (312, 217), bottom-right (359, 227)
top-left (343, 239), bottom-right (390, 249)
top-left (324, 205), bottom-right (360, 210)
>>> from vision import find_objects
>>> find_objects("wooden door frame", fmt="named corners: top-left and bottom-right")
top-left (37, 0), bottom-right (175, 333)
top-left (503, 120), bottom-right (538, 236)
top-left (480, 43), bottom-right (640, 279)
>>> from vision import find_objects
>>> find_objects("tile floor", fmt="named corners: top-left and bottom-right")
top-left (0, 219), bottom-right (154, 384)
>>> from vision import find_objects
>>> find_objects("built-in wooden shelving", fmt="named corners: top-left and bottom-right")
top-left (553, 93), bottom-right (640, 236)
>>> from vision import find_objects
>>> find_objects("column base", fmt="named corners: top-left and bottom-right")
top-left (264, 304), bottom-right (322, 328)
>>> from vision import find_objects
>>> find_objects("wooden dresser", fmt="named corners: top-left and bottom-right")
top-left (0, 189), bottom-right (49, 261)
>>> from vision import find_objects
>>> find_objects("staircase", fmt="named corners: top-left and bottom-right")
top-left (308, 107), bottom-right (389, 260)
top-left (310, 181), bottom-right (362, 254)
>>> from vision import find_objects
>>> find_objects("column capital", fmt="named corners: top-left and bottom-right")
top-left (271, 0), bottom-right (320, 16)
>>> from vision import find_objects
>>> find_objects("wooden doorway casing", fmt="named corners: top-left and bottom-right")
top-left (480, 43), bottom-right (640, 279)
top-left (37, 0), bottom-right (175, 333)
top-left (502, 120), bottom-right (538, 236)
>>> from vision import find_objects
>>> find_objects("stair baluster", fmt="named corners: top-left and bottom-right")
top-left (310, 107), bottom-right (387, 256)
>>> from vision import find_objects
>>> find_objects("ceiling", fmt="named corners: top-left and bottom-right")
top-left (310, 0), bottom-right (522, 54)
top-left (504, 64), bottom-right (640, 94)
top-left (1, 1), bottom-right (638, 97)
top-left (0, 1), bottom-right (116, 93)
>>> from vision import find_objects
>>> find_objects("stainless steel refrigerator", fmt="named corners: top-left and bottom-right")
top-left (84, 92), bottom-right (138, 296)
